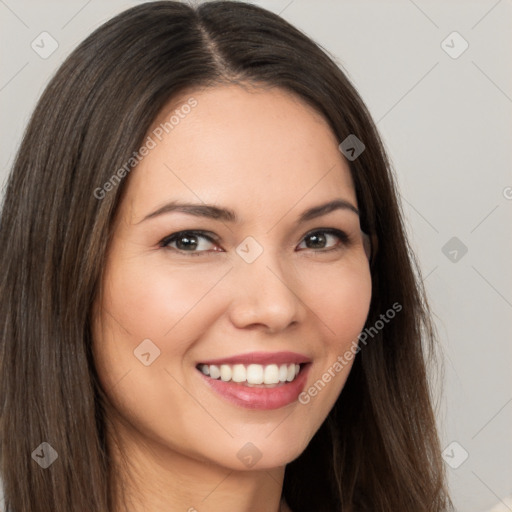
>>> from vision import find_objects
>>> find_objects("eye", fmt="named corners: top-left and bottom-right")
top-left (297, 229), bottom-right (350, 252)
top-left (160, 228), bottom-right (351, 256)
top-left (160, 230), bottom-right (220, 256)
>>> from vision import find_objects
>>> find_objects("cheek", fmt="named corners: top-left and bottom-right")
top-left (291, 261), bottom-right (371, 441)
top-left (101, 254), bottom-right (229, 341)
top-left (304, 258), bottom-right (372, 345)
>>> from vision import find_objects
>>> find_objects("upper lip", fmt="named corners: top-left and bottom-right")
top-left (197, 351), bottom-right (311, 366)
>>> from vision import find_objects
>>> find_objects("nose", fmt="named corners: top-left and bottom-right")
top-left (227, 247), bottom-right (305, 333)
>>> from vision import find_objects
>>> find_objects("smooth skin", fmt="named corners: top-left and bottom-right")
top-left (92, 84), bottom-right (372, 512)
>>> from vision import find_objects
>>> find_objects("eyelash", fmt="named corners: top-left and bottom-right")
top-left (159, 228), bottom-right (351, 257)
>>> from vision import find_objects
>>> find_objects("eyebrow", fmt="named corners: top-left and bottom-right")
top-left (140, 198), bottom-right (359, 224)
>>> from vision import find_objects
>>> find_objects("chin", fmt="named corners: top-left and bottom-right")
top-left (194, 423), bottom-right (316, 472)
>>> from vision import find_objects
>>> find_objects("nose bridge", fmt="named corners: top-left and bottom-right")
top-left (228, 235), bottom-right (302, 330)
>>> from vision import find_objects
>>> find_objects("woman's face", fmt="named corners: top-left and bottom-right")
top-left (93, 84), bottom-right (372, 471)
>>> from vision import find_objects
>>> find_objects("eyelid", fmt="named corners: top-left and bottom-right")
top-left (304, 227), bottom-right (351, 243)
top-left (159, 230), bottom-right (220, 254)
top-left (159, 228), bottom-right (352, 254)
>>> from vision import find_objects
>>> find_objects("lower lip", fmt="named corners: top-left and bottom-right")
top-left (198, 365), bottom-right (310, 410)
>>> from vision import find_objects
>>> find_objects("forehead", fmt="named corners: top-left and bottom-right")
top-left (122, 84), bottom-right (356, 222)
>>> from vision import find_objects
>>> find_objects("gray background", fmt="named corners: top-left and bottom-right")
top-left (1, 1), bottom-right (511, 511)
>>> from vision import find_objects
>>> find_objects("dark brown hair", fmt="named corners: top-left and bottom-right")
top-left (0, 1), bottom-right (452, 510)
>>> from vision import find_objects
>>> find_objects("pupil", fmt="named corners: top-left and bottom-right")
top-left (307, 233), bottom-right (325, 249)
top-left (177, 235), bottom-right (197, 250)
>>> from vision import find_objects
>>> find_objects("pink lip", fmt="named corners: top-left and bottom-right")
top-left (198, 363), bottom-right (311, 410)
top-left (197, 351), bottom-right (311, 366)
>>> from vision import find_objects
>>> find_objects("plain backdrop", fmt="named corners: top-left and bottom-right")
top-left (1, 1), bottom-right (511, 511)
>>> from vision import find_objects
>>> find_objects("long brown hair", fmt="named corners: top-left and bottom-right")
top-left (0, 2), bottom-right (452, 510)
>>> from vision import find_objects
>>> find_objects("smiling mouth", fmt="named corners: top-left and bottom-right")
top-left (196, 363), bottom-right (304, 387)
top-left (196, 353), bottom-right (312, 409)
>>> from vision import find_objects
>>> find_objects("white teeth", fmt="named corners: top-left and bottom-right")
top-left (231, 364), bottom-right (246, 383)
top-left (263, 364), bottom-right (279, 384)
top-left (198, 362), bottom-right (303, 385)
top-left (246, 364), bottom-right (264, 384)
top-left (209, 365), bottom-right (220, 379)
top-left (220, 364), bottom-right (232, 382)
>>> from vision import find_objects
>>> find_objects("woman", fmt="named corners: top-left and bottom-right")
top-left (0, 1), bottom-right (453, 510)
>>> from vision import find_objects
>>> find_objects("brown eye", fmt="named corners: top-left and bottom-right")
top-left (297, 229), bottom-right (350, 251)
top-left (160, 230), bottom-right (219, 255)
